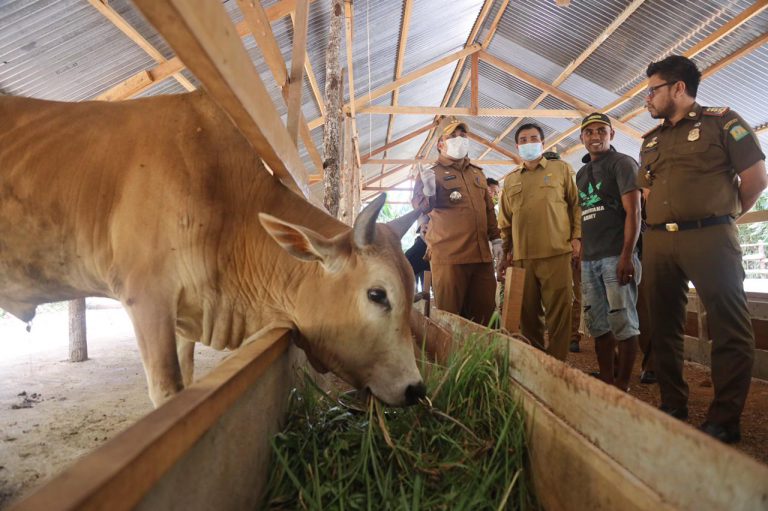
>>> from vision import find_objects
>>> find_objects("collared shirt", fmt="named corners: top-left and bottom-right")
top-left (498, 157), bottom-right (581, 261)
top-left (412, 155), bottom-right (500, 264)
top-left (638, 103), bottom-right (766, 225)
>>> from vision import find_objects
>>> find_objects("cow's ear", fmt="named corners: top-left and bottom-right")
top-left (353, 193), bottom-right (386, 248)
top-left (259, 213), bottom-right (340, 269)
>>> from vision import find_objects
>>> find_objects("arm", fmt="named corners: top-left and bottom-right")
top-left (411, 173), bottom-right (432, 213)
top-left (739, 160), bottom-right (767, 214)
top-left (485, 187), bottom-right (501, 242)
top-left (497, 184), bottom-right (513, 281)
top-left (616, 190), bottom-right (642, 285)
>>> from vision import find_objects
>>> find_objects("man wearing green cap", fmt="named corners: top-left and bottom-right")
top-left (412, 118), bottom-right (502, 325)
top-left (577, 112), bottom-right (642, 392)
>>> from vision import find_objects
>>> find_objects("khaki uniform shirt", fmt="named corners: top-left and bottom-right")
top-left (638, 103), bottom-right (766, 225)
top-left (412, 155), bottom-right (500, 265)
top-left (498, 157), bottom-right (581, 261)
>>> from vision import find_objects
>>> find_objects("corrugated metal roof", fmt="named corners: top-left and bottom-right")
top-left (0, 0), bottom-right (765, 194)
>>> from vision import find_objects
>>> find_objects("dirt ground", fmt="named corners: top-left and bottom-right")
top-left (567, 335), bottom-right (768, 465)
top-left (0, 300), bottom-right (229, 510)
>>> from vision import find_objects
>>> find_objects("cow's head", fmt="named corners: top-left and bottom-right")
top-left (259, 195), bottom-right (425, 406)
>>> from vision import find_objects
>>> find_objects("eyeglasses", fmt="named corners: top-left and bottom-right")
top-left (645, 81), bottom-right (677, 98)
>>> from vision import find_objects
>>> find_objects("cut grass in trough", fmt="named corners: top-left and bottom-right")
top-left (262, 334), bottom-right (538, 510)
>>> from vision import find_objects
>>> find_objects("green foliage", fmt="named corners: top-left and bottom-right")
top-left (263, 337), bottom-right (538, 510)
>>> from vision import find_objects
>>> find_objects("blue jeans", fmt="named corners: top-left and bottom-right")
top-left (581, 254), bottom-right (641, 341)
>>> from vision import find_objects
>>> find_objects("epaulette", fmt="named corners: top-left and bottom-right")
top-left (642, 124), bottom-right (662, 138)
top-left (703, 106), bottom-right (730, 116)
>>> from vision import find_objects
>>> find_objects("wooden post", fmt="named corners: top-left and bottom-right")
top-left (68, 298), bottom-right (88, 362)
top-left (501, 267), bottom-right (525, 333)
top-left (351, 136), bottom-right (361, 221)
top-left (696, 292), bottom-right (709, 342)
top-left (339, 116), bottom-right (354, 225)
top-left (423, 271), bottom-right (432, 317)
top-left (322, 0), bottom-right (344, 216)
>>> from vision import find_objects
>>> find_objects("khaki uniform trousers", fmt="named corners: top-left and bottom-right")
top-left (644, 223), bottom-right (754, 426)
top-left (431, 262), bottom-right (496, 326)
top-left (514, 252), bottom-right (573, 361)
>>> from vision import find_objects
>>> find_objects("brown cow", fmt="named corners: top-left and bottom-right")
top-left (0, 91), bottom-right (424, 407)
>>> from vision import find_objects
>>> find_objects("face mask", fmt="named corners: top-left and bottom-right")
top-left (518, 142), bottom-right (543, 161)
top-left (443, 137), bottom-right (469, 160)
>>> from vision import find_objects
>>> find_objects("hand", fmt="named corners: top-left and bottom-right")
top-left (491, 239), bottom-right (504, 265)
top-left (419, 163), bottom-right (436, 196)
top-left (570, 238), bottom-right (581, 268)
top-left (496, 257), bottom-right (510, 283)
top-left (616, 253), bottom-right (635, 286)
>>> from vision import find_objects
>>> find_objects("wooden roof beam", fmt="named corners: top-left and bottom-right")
top-left (380, 0), bottom-right (414, 175)
top-left (307, 43), bottom-right (484, 129)
top-left (545, 0), bottom-right (768, 152)
top-left (97, 0), bottom-right (312, 101)
top-left (361, 122), bottom-right (434, 163)
top-left (357, 105), bottom-right (585, 117)
top-left (363, 158), bottom-right (518, 166)
top-left (286, 0), bottom-right (310, 144)
top-left (132, 0), bottom-right (310, 196)
top-left (478, 0), bottom-right (647, 159)
top-left (236, 0), bottom-right (323, 172)
top-left (88, 0), bottom-right (195, 92)
top-left (467, 132), bottom-right (522, 164)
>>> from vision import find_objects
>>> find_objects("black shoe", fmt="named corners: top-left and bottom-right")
top-left (700, 422), bottom-right (741, 444)
top-left (640, 370), bottom-right (657, 384)
top-left (659, 404), bottom-right (688, 420)
top-left (569, 340), bottom-right (581, 353)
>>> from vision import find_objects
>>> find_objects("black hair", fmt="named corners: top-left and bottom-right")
top-left (515, 123), bottom-right (545, 143)
top-left (646, 55), bottom-right (701, 98)
top-left (486, 177), bottom-right (499, 187)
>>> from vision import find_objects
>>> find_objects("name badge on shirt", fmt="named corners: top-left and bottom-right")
top-left (444, 175), bottom-right (457, 181)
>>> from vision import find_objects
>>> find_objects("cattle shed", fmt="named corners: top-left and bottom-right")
top-left (1, 0), bottom-right (768, 510)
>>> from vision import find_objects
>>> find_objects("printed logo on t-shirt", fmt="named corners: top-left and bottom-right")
top-left (579, 181), bottom-right (603, 208)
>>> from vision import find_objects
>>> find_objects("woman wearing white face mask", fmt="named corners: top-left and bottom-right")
top-left (411, 118), bottom-right (503, 326)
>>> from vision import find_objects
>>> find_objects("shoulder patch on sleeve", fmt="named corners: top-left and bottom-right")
top-left (642, 124), bottom-right (662, 138)
top-left (703, 106), bottom-right (730, 116)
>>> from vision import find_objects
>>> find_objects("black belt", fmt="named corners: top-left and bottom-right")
top-left (647, 215), bottom-right (732, 232)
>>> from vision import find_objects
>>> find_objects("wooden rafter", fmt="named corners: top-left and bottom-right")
top-left (559, 30), bottom-right (768, 157)
top-left (132, 0), bottom-right (310, 196)
top-left (98, 0), bottom-right (314, 101)
top-left (289, 11), bottom-right (326, 117)
top-left (477, 0), bottom-right (647, 159)
top-left (361, 122), bottom-right (434, 163)
top-left (418, 0), bottom-right (508, 159)
top-left (88, 0), bottom-right (195, 92)
top-left (286, 0), bottom-right (309, 144)
top-left (236, 0), bottom-right (323, 172)
top-left (544, 0), bottom-right (768, 152)
top-left (380, 0), bottom-right (414, 177)
top-left (307, 44), bottom-right (484, 129)
top-left (357, 105), bottom-right (585, 117)
top-left (467, 132), bottom-right (522, 164)
top-left (470, 52), bottom-right (479, 115)
top-left (344, 0), bottom-right (362, 169)
top-left (479, 52), bottom-right (643, 139)
top-left (363, 159), bottom-right (517, 166)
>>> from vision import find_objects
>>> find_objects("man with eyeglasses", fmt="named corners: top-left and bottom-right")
top-left (638, 55), bottom-right (766, 443)
top-left (576, 113), bottom-right (641, 392)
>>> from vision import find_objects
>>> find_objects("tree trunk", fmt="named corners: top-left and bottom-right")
top-left (322, 0), bottom-right (344, 217)
top-left (68, 298), bottom-right (88, 362)
top-left (339, 116), bottom-right (354, 225)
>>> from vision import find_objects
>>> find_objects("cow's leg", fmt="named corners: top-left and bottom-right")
top-left (124, 300), bottom-right (183, 407)
top-left (177, 338), bottom-right (195, 387)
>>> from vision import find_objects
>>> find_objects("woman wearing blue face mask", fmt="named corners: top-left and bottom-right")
top-left (411, 118), bottom-right (503, 326)
top-left (496, 123), bottom-right (582, 361)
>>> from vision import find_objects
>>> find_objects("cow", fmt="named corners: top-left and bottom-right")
top-left (0, 91), bottom-right (425, 408)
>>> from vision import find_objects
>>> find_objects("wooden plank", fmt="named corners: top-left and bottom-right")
top-left (238, 0), bottom-right (323, 172)
top-left (357, 105), bottom-right (584, 117)
top-left (133, 0), bottom-right (311, 196)
top-left (307, 43), bottom-right (483, 129)
top-left (466, 132), bottom-right (522, 163)
top-left (286, 0), bottom-right (309, 144)
top-left (88, 0), bottom-right (195, 92)
top-left (501, 267), bottom-right (525, 333)
top-left (470, 52), bottom-right (479, 116)
top-left (479, 51), bottom-right (643, 139)
top-left (96, 70), bottom-right (154, 101)
top-left (545, 0), bottom-right (768, 152)
top-left (12, 330), bottom-right (292, 511)
top-left (97, 0), bottom-right (311, 101)
top-left (361, 122), bottom-right (434, 163)
top-left (432, 309), bottom-right (768, 510)
top-left (363, 158), bottom-right (519, 166)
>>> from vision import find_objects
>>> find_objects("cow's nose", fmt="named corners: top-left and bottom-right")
top-left (405, 381), bottom-right (427, 406)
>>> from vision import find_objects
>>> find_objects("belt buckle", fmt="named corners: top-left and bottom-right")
top-left (665, 223), bottom-right (679, 232)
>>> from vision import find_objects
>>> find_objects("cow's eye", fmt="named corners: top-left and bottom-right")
top-left (367, 288), bottom-right (390, 310)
